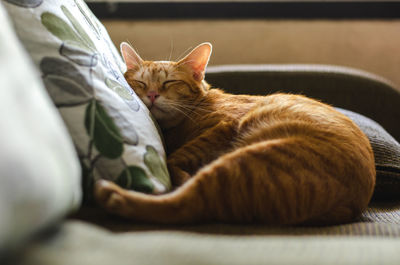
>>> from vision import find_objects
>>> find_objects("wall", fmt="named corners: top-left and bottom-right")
top-left (102, 19), bottom-right (400, 87)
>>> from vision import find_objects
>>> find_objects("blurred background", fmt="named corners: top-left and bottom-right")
top-left (87, 0), bottom-right (400, 87)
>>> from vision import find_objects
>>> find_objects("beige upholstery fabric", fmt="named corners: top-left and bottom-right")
top-left (17, 219), bottom-right (400, 265)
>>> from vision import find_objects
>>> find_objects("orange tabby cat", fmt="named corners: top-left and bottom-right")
top-left (94, 42), bottom-right (376, 225)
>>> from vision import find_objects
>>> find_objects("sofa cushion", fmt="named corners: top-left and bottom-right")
top-left (207, 64), bottom-right (400, 143)
top-left (0, 2), bottom-right (81, 255)
top-left (337, 108), bottom-right (400, 200)
top-left (3, 0), bottom-right (171, 199)
top-left (16, 220), bottom-right (400, 265)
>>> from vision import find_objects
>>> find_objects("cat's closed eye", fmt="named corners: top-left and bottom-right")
top-left (163, 80), bottom-right (184, 89)
top-left (130, 80), bottom-right (147, 91)
top-left (162, 80), bottom-right (191, 94)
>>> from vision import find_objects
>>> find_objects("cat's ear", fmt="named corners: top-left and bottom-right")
top-left (120, 42), bottom-right (143, 70)
top-left (178, 42), bottom-right (212, 82)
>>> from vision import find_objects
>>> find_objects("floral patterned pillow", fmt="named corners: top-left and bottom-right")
top-left (3, 0), bottom-right (171, 200)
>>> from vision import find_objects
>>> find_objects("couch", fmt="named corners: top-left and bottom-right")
top-left (1, 1), bottom-right (400, 264)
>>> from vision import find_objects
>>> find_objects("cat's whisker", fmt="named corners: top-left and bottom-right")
top-left (158, 98), bottom-right (214, 118)
top-left (126, 53), bottom-right (143, 70)
top-left (162, 102), bottom-right (215, 117)
top-left (123, 41), bottom-right (144, 70)
top-left (159, 102), bottom-right (196, 114)
top-left (177, 60), bottom-right (197, 67)
top-left (161, 103), bottom-right (197, 123)
top-left (180, 100), bottom-right (211, 106)
top-left (126, 39), bottom-right (134, 48)
top-left (161, 98), bottom-right (214, 112)
top-left (161, 98), bottom-right (210, 109)
top-left (168, 38), bottom-right (174, 62)
top-left (179, 104), bottom-right (212, 114)
top-left (175, 46), bottom-right (194, 62)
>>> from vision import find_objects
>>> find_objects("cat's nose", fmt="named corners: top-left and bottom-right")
top-left (147, 91), bottom-right (160, 104)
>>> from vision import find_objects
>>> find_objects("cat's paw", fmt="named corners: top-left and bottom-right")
top-left (168, 165), bottom-right (192, 186)
top-left (94, 180), bottom-right (127, 212)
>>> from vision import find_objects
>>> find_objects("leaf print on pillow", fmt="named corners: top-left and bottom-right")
top-left (85, 100), bottom-right (124, 159)
top-left (72, 0), bottom-right (126, 75)
top-left (74, 0), bottom-right (102, 40)
top-left (60, 41), bottom-right (98, 67)
top-left (41, 7), bottom-right (139, 111)
top-left (61, 5), bottom-right (95, 50)
top-left (40, 57), bottom-right (93, 105)
top-left (102, 55), bottom-right (120, 80)
top-left (105, 77), bottom-right (140, 112)
top-left (41, 7), bottom-right (97, 67)
top-left (106, 78), bottom-right (133, 100)
top-left (41, 12), bottom-right (83, 44)
top-left (144, 145), bottom-right (171, 189)
top-left (43, 75), bottom-right (92, 106)
top-left (92, 156), bottom-right (126, 182)
top-left (116, 166), bottom-right (154, 193)
top-left (4, 0), bottom-right (42, 8)
top-left (102, 102), bottom-right (139, 146)
top-left (80, 160), bottom-right (93, 203)
top-left (105, 39), bottom-right (126, 73)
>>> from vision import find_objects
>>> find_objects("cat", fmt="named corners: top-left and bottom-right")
top-left (94, 42), bottom-right (376, 225)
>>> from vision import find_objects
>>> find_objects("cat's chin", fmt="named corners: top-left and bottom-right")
top-left (149, 105), bottom-right (169, 121)
top-left (151, 111), bottom-right (184, 130)
top-left (150, 104), bottom-right (167, 114)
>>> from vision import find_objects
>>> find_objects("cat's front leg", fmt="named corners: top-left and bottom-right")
top-left (167, 120), bottom-right (237, 186)
top-left (167, 163), bottom-right (192, 187)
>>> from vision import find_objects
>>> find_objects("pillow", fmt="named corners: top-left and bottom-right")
top-left (0, 2), bottom-right (81, 254)
top-left (3, 0), bottom-right (171, 200)
top-left (337, 108), bottom-right (400, 200)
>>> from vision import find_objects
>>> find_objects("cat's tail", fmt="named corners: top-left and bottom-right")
top-left (95, 135), bottom-right (375, 225)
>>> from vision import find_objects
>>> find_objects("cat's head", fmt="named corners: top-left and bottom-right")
top-left (121, 42), bottom-right (212, 129)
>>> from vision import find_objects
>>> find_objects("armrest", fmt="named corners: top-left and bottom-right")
top-left (206, 64), bottom-right (400, 142)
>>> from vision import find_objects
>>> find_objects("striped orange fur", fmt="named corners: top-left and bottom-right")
top-left (94, 42), bottom-right (376, 225)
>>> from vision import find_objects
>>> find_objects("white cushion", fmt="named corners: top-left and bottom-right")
top-left (0, 2), bottom-right (81, 252)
